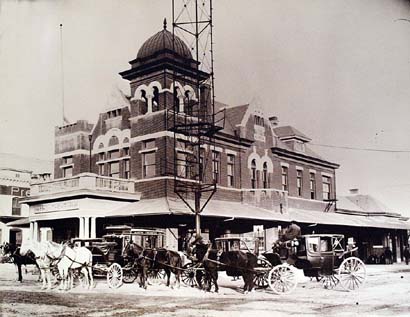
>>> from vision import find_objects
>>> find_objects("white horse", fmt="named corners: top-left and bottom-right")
top-left (20, 241), bottom-right (54, 290)
top-left (46, 242), bottom-right (93, 291)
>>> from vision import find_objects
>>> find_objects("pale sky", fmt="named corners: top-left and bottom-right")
top-left (1, 0), bottom-right (410, 215)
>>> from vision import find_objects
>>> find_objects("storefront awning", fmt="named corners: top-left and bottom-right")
top-left (105, 197), bottom-right (290, 222)
top-left (289, 208), bottom-right (410, 230)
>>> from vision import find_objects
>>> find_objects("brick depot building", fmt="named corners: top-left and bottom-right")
top-left (23, 24), bottom-right (410, 261)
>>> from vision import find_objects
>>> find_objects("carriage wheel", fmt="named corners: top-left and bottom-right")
top-left (254, 258), bottom-right (272, 289)
top-left (268, 264), bottom-right (298, 295)
top-left (181, 263), bottom-right (198, 287)
top-left (107, 263), bottom-right (123, 289)
top-left (321, 275), bottom-right (339, 290)
top-left (122, 268), bottom-right (137, 284)
top-left (338, 257), bottom-right (366, 291)
top-left (148, 269), bottom-right (166, 284)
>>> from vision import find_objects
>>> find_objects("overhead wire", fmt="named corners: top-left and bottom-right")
top-left (310, 143), bottom-right (410, 153)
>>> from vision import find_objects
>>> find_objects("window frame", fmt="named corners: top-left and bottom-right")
top-left (212, 151), bottom-right (221, 184)
top-left (281, 166), bottom-right (288, 191)
top-left (296, 169), bottom-right (303, 196)
top-left (227, 154), bottom-right (235, 187)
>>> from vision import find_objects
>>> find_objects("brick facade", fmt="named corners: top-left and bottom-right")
top-left (53, 26), bottom-right (339, 214)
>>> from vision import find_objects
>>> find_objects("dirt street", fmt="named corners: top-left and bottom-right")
top-left (0, 263), bottom-right (409, 316)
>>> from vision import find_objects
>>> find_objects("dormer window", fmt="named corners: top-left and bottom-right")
top-left (254, 115), bottom-right (264, 127)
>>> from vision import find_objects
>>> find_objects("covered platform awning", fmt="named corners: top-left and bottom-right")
top-left (105, 197), bottom-right (290, 222)
top-left (289, 208), bottom-right (410, 230)
top-left (7, 217), bottom-right (30, 228)
top-left (0, 215), bottom-right (25, 224)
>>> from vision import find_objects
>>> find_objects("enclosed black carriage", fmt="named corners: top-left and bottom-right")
top-left (72, 226), bottom-right (166, 289)
top-left (260, 234), bottom-right (366, 294)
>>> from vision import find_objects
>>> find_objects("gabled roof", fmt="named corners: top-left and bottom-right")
top-left (273, 126), bottom-right (312, 142)
top-left (215, 102), bottom-right (249, 136)
top-left (345, 194), bottom-right (394, 215)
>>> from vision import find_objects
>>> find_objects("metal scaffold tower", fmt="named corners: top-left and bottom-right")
top-left (170, 0), bottom-right (225, 235)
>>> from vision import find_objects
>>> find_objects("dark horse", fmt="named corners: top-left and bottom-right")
top-left (122, 242), bottom-right (149, 289)
top-left (194, 243), bottom-right (258, 293)
top-left (3, 242), bottom-right (40, 282)
top-left (123, 242), bottom-right (182, 289)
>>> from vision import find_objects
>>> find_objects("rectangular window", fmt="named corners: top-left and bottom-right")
top-left (227, 154), bottom-right (235, 187)
top-left (177, 152), bottom-right (188, 178)
top-left (310, 173), bottom-right (316, 199)
top-left (143, 151), bottom-right (156, 178)
top-left (281, 166), bottom-right (288, 191)
top-left (63, 166), bottom-right (73, 178)
top-left (297, 170), bottom-right (303, 196)
top-left (143, 139), bottom-right (156, 150)
top-left (199, 149), bottom-right (205, 181)
top-left (98, 152), bottom-right (105, 161)
top-left (12, 197), bottom-right (21, 216)
top-left (124, 159), bottom-right (130, 179)
top-left (108, 150), bottom-right (120, 160)
top-left (109, 161), bottom-right (120, 178)
top-left (98, 164), bottom-right (105, 176)
top-left (322, 176), bottom-right (331, 200)
top-left (63, 156), bottom-right (73, 165)
top-left (123, 147), bottom-right (129, 156)
top-left (212, 151), bottom-right (220, 183)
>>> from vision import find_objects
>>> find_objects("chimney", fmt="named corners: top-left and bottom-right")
top-left (349, 188), bottom-right (359, 195)
top-left (269, 116), bottom-right (279, 127)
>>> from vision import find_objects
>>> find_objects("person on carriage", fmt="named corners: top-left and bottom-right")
top-left (282, 220), bottom-right (302, 242)
top-left (186, 234), bottom-right (206, 262)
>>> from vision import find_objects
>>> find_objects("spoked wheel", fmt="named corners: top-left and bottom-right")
top-left (148, 269), bottom-right (166, 284)
top-left (254, 258), bottom-right (272, 289)
top-left (321, 275), bottom-right (339, 290)
top-left (181, 263), bottom-right (198, 287)
top-left (107, 263), bottom-right (123, 289)
top-left (122, 268), bottom-right (137, 284)
top-left (338, 257), bottom-right (366, 291)
top-left (268, 264), bottom-right (298, 295)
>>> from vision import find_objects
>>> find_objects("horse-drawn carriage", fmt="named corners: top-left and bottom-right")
top-left (258, 234), bottom-right (366, 294)
top-left (181, 233), bottom-right (366, 295)
top-left (73, 227), bottom-right (167, 289)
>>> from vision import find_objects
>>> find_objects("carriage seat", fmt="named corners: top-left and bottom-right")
top-left (92, 242), bottom-right (118, 255)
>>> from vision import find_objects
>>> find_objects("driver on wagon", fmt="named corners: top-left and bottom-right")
top-left (282, 220), bottom-right (301, 242)
top-left (187, 234), bottom-right (205, 262)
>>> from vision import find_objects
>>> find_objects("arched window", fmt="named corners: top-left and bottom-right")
top-left (152, 86), bottom-right (159, 111)
top-left (251, 159), bottom-right (257, 189)
top-left (98, 143), bottom-right (104, 149)
top-left (262, 162), bottom-right (268, 189)
top-left (140, 90), bottom-right (148, 114)
top-left (108, 136), bottom-right (119, 147)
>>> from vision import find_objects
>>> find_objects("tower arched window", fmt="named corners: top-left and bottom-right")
top-left (251, 159), bottom-right (257, 189)
top-left (140, 90), bottom-right (148, 114)
top-left (152, 86), bottom-right (159, 111)
top-left (262, 162), bottom-right (268, 189)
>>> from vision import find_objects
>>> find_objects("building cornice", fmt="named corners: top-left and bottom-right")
top-left (271, 147), bottom-right (339, 170)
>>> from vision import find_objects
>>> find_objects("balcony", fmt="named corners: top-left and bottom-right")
top-left (242, 189), bottom-right (288, 214)
top-left (30, 173), bottom-right (137, 196)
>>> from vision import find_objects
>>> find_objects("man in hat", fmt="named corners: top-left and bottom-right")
top-left (282, 220), bottom-right (301, 242)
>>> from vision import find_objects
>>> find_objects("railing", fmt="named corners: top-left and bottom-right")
top-left (31, 173), bottom-right (136, 196)
top-left (242, 189), bottom-right (288, 214)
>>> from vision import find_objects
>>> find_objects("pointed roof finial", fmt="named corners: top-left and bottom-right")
top-left (163, 18), bottom-right (167, 30)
